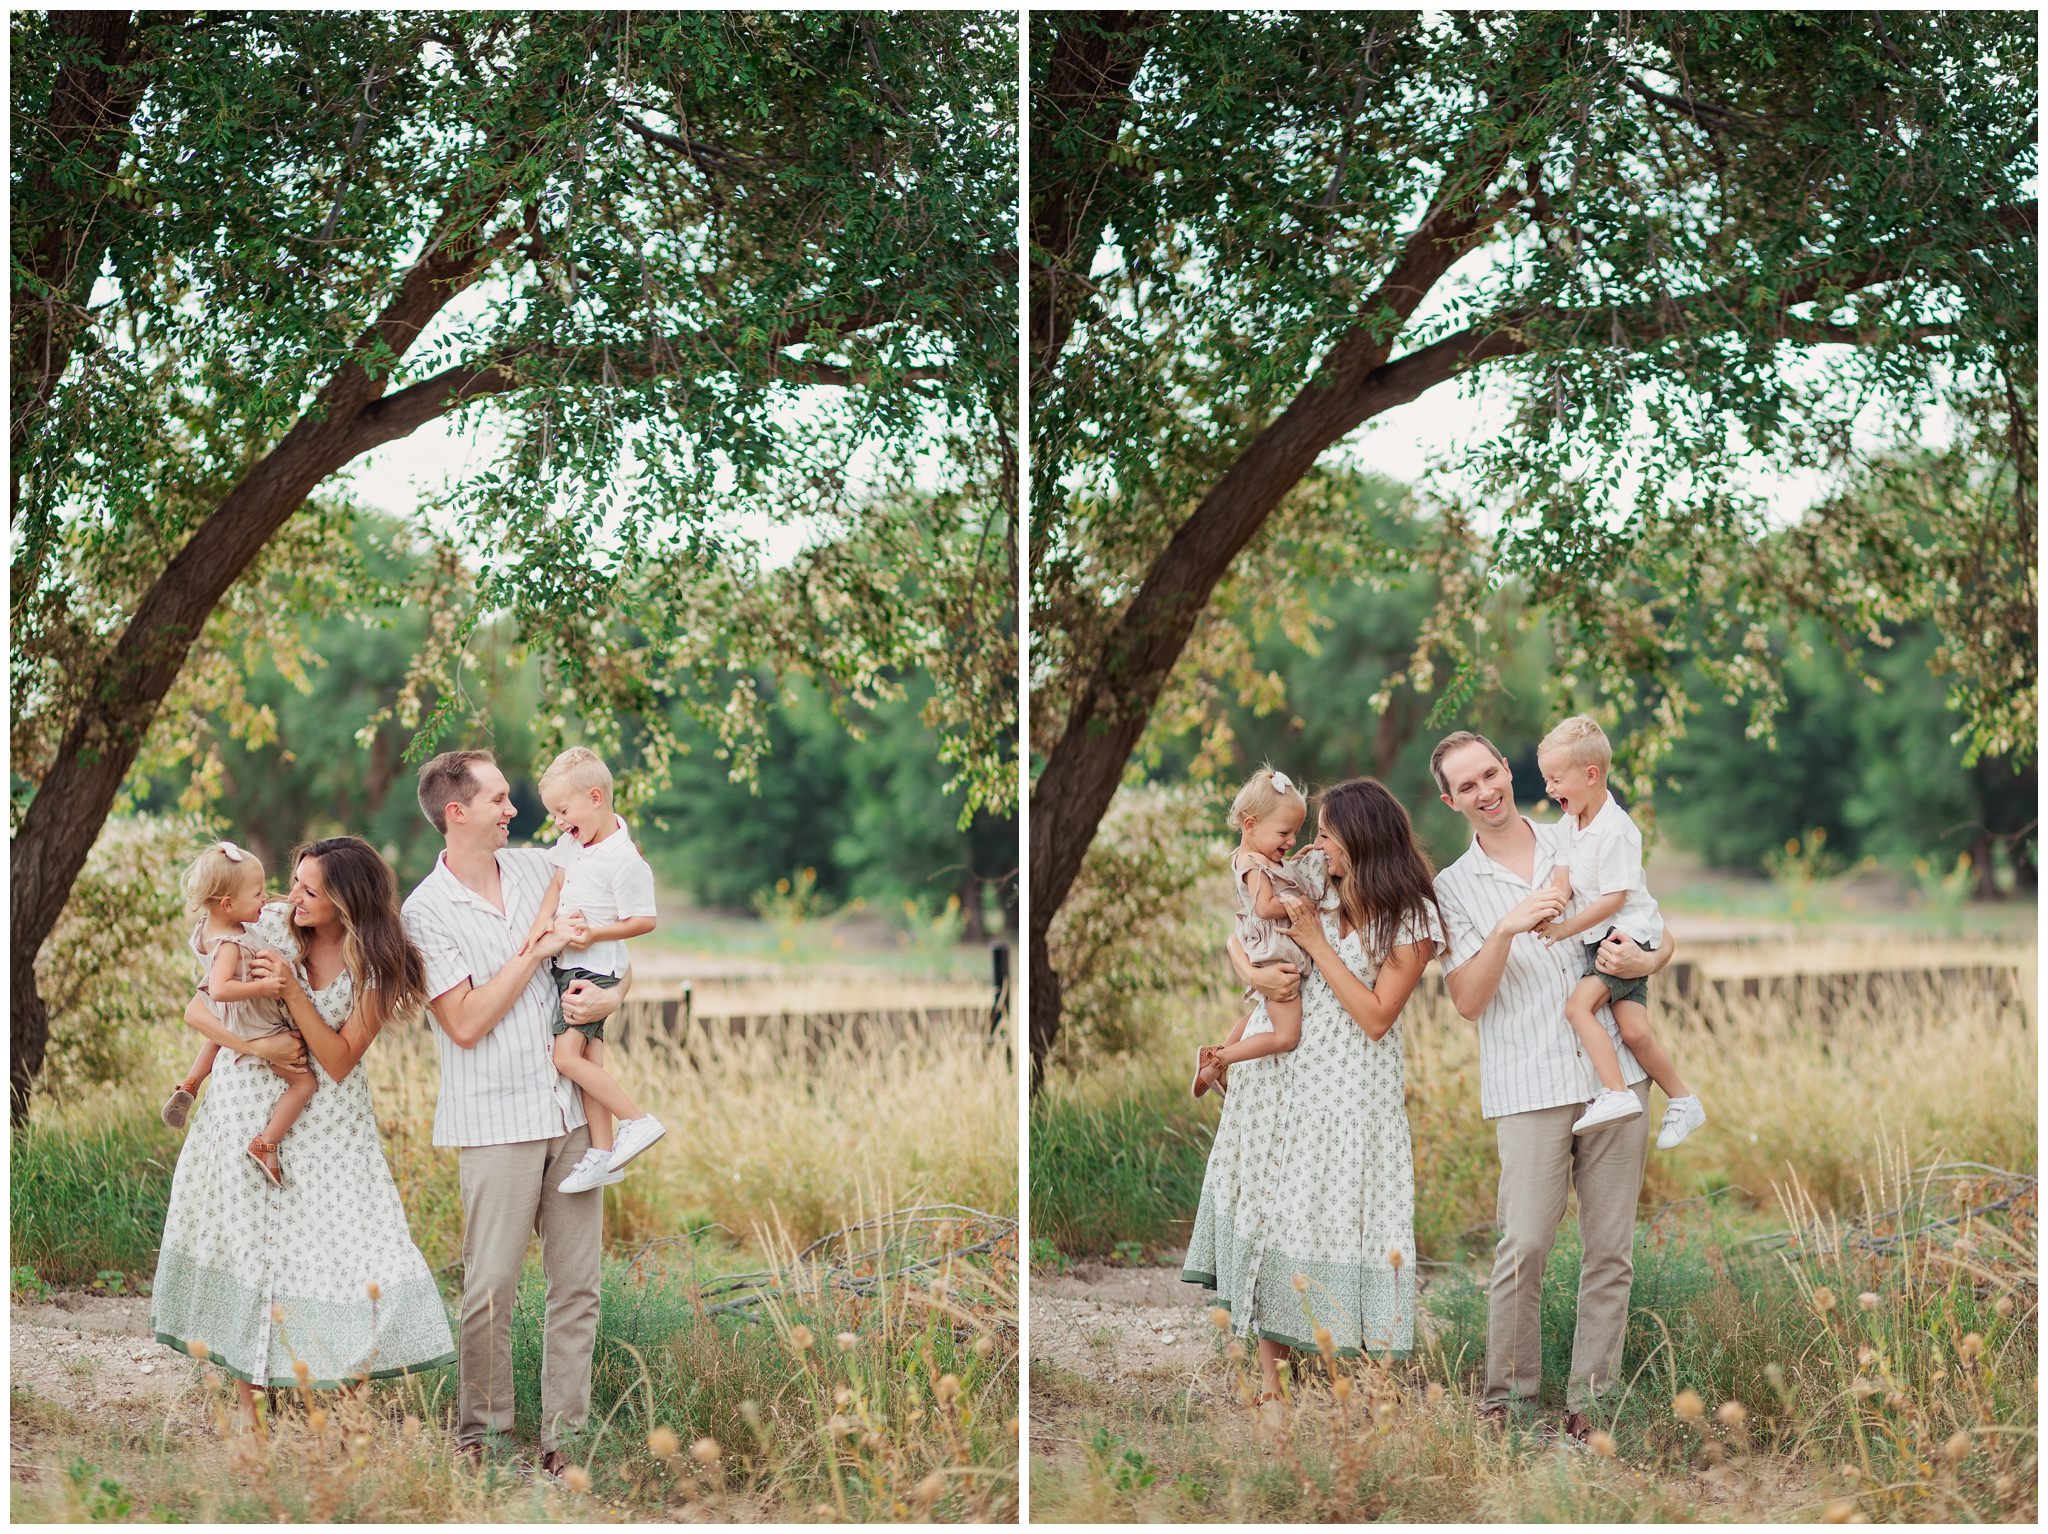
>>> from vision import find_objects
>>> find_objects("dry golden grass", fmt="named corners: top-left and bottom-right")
top-left (1039, 939), bottom-right (2034, 1260)
top-left (15, 993), bottom-right (1018, 1523)
top-left (1032, 934), bottom-right (2037, 1522)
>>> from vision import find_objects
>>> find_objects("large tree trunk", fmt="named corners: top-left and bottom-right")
top-left (1027, 179), bottom-right (1511, 1073)
top-left (9, 200), bottom-right (507, 1121)
top-left (1027, 927), bottom-right (1062, 1091)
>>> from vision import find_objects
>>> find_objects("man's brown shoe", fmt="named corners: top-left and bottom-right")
top-left (537, 1448), bottom-right (571, 1481)
top-left (1561, 1410), bottom-right (1594, 1445)
top-left (1477, 1403), bottom-right (1509, 1432)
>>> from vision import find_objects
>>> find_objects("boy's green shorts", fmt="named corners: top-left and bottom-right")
top-left (1581, 936), bottom-right (1652, 1009)
top-left (551, 966), bottom-right (622, 1041)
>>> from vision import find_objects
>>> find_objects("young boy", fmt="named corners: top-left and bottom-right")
top-left (521, 747), bottom-right (668, 1193)
top-left (1536, 716), bottom-right (1706, 1148)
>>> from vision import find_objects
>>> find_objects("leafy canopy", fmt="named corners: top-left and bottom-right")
top-left (13, 10), bottom-right (1017, 822)
top-left (1032, 10), bottom-right (2034, 785)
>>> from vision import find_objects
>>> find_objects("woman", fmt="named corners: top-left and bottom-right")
top-left (152, 836), bottom-right (455, 1428)
top-left (1181, 778), bottom-right (1442, 1401)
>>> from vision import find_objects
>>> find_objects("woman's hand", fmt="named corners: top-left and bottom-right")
top-left (245, 950), bottom-right (292, 999)
top-left (1281, 895), bottom-right (1331, 959)
top-left (245, 1031), bottom-right (309, 1074)
top-left (1228, 935), bottom-right (1301, 1001)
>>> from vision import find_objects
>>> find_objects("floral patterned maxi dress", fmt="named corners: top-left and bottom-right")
top-left (1181, 905), bottom-right (1440, 1356)
top-left (151, 903), bottom-right (455, 1387)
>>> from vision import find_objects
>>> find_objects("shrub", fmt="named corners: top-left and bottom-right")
top-left (1047, 784), bottom-right (1229, 1069)
top-left (35, 813), bottom-right (211, 1101)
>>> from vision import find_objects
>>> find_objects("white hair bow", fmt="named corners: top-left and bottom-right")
top-left (218, 841), bottom-right (245, 862)
top-left (1270, 770), bottom-right (1294, 795)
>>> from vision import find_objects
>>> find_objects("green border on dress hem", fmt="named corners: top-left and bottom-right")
top-left (1176, 1276), bottom-right (1413, 1360)
top-left (155, 1334), bottom-right (455, 1389)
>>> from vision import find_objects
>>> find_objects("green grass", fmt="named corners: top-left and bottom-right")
top-left (1029, 1086), bottom-right (1211, 1263)
top-left (12, 1231), bottom-right (1018, 1523)
top-left (10, 1114), bottom-right (183, 1288)
top-left (1034, 1191), bottom-right (2037, 1522)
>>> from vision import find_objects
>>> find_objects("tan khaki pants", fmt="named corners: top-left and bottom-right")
top-left (1483, 1080), bottom-right (1650, 1413)
top-left (456, 1126), bottom-right (603, 1449)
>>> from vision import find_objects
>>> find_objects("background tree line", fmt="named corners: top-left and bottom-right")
top-left (121, 512), bottom-right (1016, 936)
top-left (1146, 471), bottom-right (2036, 888)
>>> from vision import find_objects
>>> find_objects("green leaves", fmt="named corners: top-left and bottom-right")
top-left (13, 11), bottom-right (1019, 846)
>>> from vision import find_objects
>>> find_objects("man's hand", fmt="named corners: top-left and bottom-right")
top-left (1497, 887), bottom-right (1566, 939)
top-left (560, 978), bottom-right (621, 1029)
top-left (1595, 930), bottom-right (1659, 979)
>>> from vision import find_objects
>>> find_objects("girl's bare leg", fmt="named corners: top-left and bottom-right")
top-left (552, 1033), bottom-right (638, 1150)
top-left (1613, 1000), bottom-right (1692, 1099)
top-left (234, 1380), bottom-right (261, 1435)
top-left (1563, 977), bottom-right (1629, 1092)
top-left (182, 1039), bottom-right (219, 1092)
top-left (1256, 1339), bottom-right (1289, 1401)
top-left (258, 1071), bottom-right (316, 1148)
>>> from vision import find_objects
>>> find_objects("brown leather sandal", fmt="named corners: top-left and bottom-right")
top-left (247, 1135), bottom-right (284, 1188)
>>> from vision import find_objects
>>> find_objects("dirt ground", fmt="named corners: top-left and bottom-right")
top-left (1030, 1259), bottom-right (1447, 1402)
top-left (9, 1293), bottom-right (207, 1417)
top-left (1028, 1260), bottom-right (1836, 1523)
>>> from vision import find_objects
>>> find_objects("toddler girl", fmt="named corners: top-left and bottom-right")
top-left (1192, 767), bottom-right (1333, 1097)
top-left (161, 842), bottom-right (309, 1187)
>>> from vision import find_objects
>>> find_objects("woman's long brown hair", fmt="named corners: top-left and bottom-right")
top-left (290, 836), bottom-right (428, 1028)
top-left (1315, 778), bottom-right (1441, 965)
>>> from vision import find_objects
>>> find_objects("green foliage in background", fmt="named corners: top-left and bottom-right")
top-left (32, 814), bottom-right (209, 1101)
top-left (115, 512), bottom-right (1015, 919)
top-left (1143, 470), bottom-right (2036, 883)
top-left (1046, 785), bottom-right (1222, 1067)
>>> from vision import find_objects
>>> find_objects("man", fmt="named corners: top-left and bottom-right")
top-left (400, 749), bottom-right (630, 1476)
top-left (1429, 729), bottom-right (1673, 1443)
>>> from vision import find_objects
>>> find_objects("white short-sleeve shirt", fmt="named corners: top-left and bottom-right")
top-left (1435, 818), bottom-right (1646, 1119)
top-left (549, 816), bottom-right (657, 978)
top-left (1552, 795), bottom-right (1663, 946)
top-left (401, 848), bottom-right (587, 1148)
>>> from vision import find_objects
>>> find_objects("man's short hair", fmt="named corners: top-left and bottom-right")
top-left (1539, 715), bottom-right (1612, 772)
top-left (539, 746), bottom-right (613, 804)
top-left (416, 750), bottom-right (497, 834)
top-left (1429, 730), bottom-right (1510, 796)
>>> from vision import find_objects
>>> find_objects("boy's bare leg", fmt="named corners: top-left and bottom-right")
top-left (551, 1033), bottom-right (639, 1146)
top-left (1611, 1000), bottom-right (1692, 1100)
top-left (583, 1038), bottom-right (614, 1152)
top-left (1564, 978), bottom-right (1629, 1092)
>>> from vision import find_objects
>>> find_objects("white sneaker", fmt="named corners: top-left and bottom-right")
top-left (1656, 1096), bottom-right (1707, 1149)
top-left (1571, 1089), bottom-right (1645, 1135)
top-left (558, 1148), bottom-right (614, 1194)
top-left (606, 1114), bottom-right (667, 1172)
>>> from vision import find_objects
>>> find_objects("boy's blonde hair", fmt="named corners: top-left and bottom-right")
top-left (182, 841), bottom-right (263, 914)
top-left (540, 746), bottom-right (614, 803)
top-left (1227, 764), bottom-right (1307, 831)
top-left (1539, 715), bottom-right (1612, 772)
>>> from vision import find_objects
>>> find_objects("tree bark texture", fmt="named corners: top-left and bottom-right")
top-left (11, 204), bottom-right (509, 1121)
